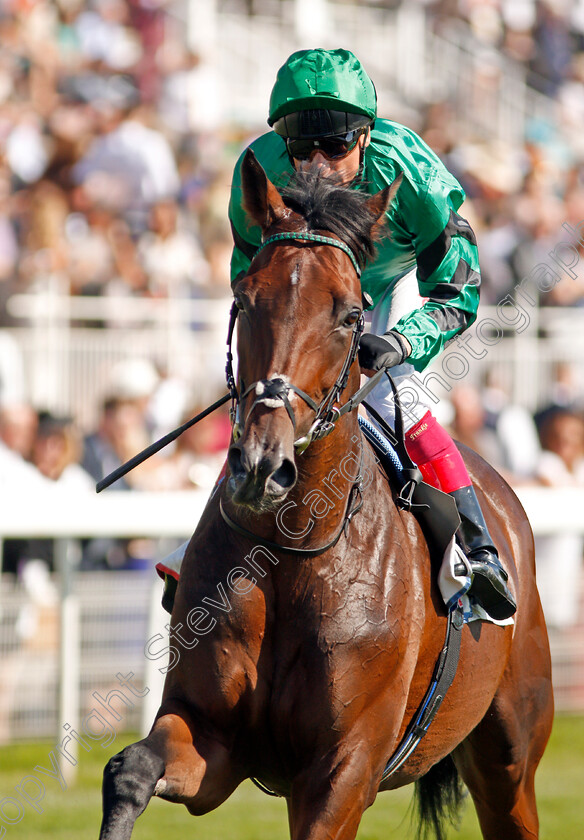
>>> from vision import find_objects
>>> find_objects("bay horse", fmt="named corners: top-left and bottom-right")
top-left (99, 151), bottom-right (553, 840)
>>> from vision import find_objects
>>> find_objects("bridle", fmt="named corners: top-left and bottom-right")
top-left (225, 231), bottom-right (387, 453)
top-left (220, 229), bottom-right (404, 556)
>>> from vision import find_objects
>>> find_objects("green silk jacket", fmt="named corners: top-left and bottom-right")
top-left (228, 119), bottom-right (481, 372)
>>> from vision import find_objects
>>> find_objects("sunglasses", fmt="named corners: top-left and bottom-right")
top-left (286, 128), bottom-right (366, 162)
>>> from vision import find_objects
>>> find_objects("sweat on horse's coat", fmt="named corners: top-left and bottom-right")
top-left (100, 151), bottom-right (553, 840)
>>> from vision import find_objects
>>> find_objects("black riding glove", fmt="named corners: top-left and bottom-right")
top-left (358, 330), bottom-right (411, 372)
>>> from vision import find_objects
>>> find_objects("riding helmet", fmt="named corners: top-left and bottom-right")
top-left (268, 48), bottom-right (377, 138)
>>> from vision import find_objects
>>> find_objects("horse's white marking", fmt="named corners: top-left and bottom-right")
top-left (291, 264), bottom-right (300, 286)
top-left (255, 373), bottom-right (294, 408)
top-left (154, 778), bottom-right (167, 796)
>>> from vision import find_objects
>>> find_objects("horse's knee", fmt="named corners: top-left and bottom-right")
top-left (103, 742), bottom-right (165, 805)
top-left (100, 742), bottom-right (165, 839)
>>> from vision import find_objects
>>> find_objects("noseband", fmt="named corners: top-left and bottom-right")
top-left (226, 232), bottom-right (370, 452)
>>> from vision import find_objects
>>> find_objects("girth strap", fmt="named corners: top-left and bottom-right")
top-left (380, 604), bottom-right (464, 781)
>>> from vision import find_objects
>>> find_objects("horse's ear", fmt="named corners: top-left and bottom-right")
top-left (366, 173), bottom-right (403, 237)
top-left (240, 149), bottom-right (288, 232)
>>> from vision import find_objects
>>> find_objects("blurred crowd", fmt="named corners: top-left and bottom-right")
top-left (428, 0), bottom-right (584, 95)
top-left (0, 0), bottom-right (238, 591)
top-left (0, 356), bottom-right (231, 575)
top-left (420, 1), bottom-right (584, 306)
top-left (1, 0), bottom-right (584, 314)
top-left (0, 0), bottom-right (236, 320)
top-left (1, 0), bottom-right (584, 632)
top-left (442, 361), bottom-right (584, 631)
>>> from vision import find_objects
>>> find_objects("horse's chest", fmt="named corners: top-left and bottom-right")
top-left (265, 576), bottom-right (404, 740)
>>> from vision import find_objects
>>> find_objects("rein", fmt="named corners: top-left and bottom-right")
top-left (94, 230), bottom-right (379, 492)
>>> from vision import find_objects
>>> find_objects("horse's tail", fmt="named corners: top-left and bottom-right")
top-left (412, 755), bottom-right (466, 840)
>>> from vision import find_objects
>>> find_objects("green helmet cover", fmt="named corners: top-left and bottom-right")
top-left (268, 48), bottom-right (377, 127)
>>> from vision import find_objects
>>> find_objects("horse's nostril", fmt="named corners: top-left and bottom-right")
top-left (271, 458), bottom-right (297, 491)
top-left (227, 446), bottom-right (246, 479)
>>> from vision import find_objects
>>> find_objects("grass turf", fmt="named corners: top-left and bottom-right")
top-left (0, 714), bottom-right (582, 839)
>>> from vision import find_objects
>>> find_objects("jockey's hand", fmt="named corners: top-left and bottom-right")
top-left (358, 330), bottom-right (411, 375)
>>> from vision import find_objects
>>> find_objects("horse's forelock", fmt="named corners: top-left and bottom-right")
top-left (280, 168), bottom-right (384, 268)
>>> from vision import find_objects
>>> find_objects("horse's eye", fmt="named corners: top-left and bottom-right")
top-left (234, 295), bottom-right (246, 312)
top-left (343, 308), bottom-right (361, 327)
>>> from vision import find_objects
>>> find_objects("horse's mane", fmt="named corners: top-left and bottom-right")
top-left (279, 166), bottom-right (385, 268)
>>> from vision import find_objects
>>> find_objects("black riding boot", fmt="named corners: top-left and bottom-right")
top-left (450, 485), bottom-right (517, 620)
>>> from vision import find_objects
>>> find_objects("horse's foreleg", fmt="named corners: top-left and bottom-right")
top-left (287, 747), bottom-right (377, 840)
top-left (99, 740), bottom-right (164, 840)
top-left (99, 700), bottom-right (241, 839)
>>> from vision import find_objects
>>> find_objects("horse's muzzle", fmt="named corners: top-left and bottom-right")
top-left (227, 444), bottom-right (297, 508)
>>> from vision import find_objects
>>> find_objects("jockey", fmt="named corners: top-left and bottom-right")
top-left (226, 48), bottom-right (516, 621)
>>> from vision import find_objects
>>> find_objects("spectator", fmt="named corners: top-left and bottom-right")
top-left (0, 404), bottom-right (49, 494)
top-left (137, 198), bottom-right (210, 297)
top-left (18, 179), bottom-right (70, 290)
top-left (1, 409), bottom-right (93, 575)
top-left (74, 0), bottom-right (142, 73)
top-left (82, 358), bottom-right (161, 489)
top-left (0, 401), bottom-right (45, 575)
top-left (482, 368), bottom-right (541, 480)
top-left (157, 46), bottom-right (225, 147)
top-left (65, 198), bottom-right (119, 296)
top-left (73, 102), bottom-right (180, 231)
top-left (447, 383), bottom-right (507, 472)
top-left (534, 409), bottom-right (584, 630)
top-left (31, 410), bottom-right (93, 489)
top-left (0, 402), bottom-right (38, 461)
top-left (0, 333), bottom-right (26, 404)
top-left (13, 411), bottom-right (93, 570)
top-left (528, 0), bottom-right (575, 95)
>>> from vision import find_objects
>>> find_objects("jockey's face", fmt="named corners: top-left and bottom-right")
top-left (293, 129), bottom-right (370, 184)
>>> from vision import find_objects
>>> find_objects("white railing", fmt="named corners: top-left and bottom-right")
top-left (0, 490), bottom-right (209, 782)
top-left (6, 292), bottom-right (231, 327)
top-left (5, 298), bottom-right (584, 431)
top-left (4, 292), bottom-right (233, 430)
top-left (1, 485), bottom-right (581, 540)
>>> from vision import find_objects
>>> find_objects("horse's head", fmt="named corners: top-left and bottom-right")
top-left (227, 150), bottom-right (400, 510)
